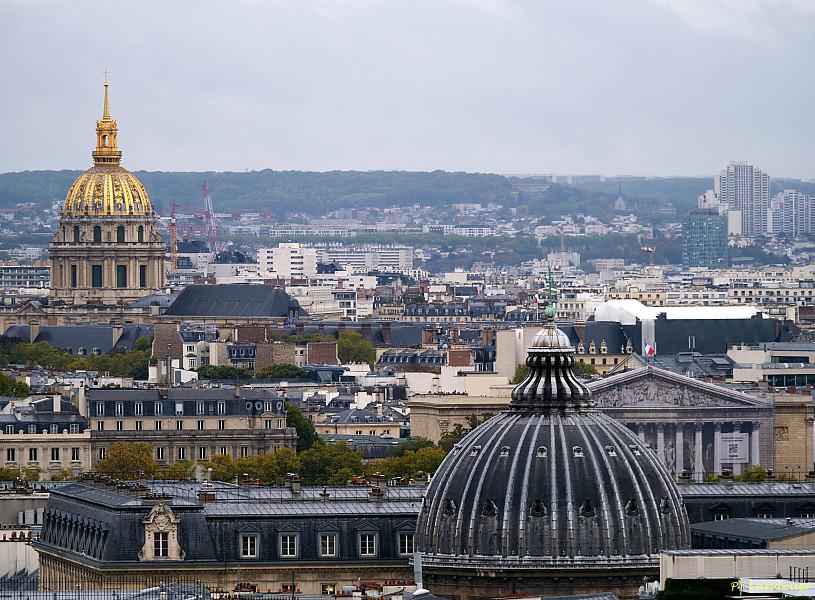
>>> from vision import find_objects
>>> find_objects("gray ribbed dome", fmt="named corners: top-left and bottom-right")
top-left (531, 323), bottom-right (572, 349)
top-left (416, 319), bottom-right (690, 573)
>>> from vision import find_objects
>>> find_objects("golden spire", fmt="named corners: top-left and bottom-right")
top-left (92, 70), bottom-right (122, 167)
top-left (102, 67), bottom-right (110, 119)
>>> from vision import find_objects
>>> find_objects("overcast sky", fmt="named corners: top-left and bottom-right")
top-left (1, 0), bottom-right (813, 178)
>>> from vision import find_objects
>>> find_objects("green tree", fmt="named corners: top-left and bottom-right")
top-left (95, 442), bottom-right (158, 479)
top-left (0, 467), bottom-right (20, 480)
top-left (196, 365), bottom-right (253, 379)
top-left (257, 364), bottom-right (308, 379)
top-left (438, 415), bottom-right (493, 453)
top-left (50, 468), bottom-right (76, 481)
top-left (286, 402), bottom-right (318, 451)
top-left (574, 361), bottom-right (599, 376)
top-left (368, 447), bottom-right (446, 480)
top-left (156, 461), bottom-right (194, 480)
top-left (337, 331), bottom-right (376, 368)
top-left (438, 423), bottom-right (468, 453)
top-left (0, 373), bottom-right (29, 397)
top-left (204, 453), bottom-right (238, 482)
top-left (390, 437), bottom-right (435, 457)
top-left (235, 448), bottom-right (301, 485)
top-left (298, 442), bottom-right (363, 485)
top-left (736, 465), bottom-right (767, 483)
top-left (511, 363), bottom-right (529, 384)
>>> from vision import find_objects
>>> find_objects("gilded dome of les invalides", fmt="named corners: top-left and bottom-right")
top-left (62, 75), bottom-right (153, 217)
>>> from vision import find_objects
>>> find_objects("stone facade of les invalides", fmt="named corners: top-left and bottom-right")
top-left (0, 77), bottom-right (167, 332)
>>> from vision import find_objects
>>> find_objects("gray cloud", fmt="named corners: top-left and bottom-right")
top-left (1, 0), bottom-right (813, 178)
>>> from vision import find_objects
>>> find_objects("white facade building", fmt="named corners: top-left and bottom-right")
top-left (258, 243), bottom-right (317, 279)
top-left (316, 245), bottom-right (413, 273)
top-left (716, 162), bottom-right (770, 237)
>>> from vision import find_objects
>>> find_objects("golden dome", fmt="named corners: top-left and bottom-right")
top-left (63, 74), bottom-right (153, 218)
top-left (63, 165), bottom-right (153, 217)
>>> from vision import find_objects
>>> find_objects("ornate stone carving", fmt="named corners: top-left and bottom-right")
top-left (139, 503), bottom-right (184, 561)
top-left (775, 426), bottom-right (790, 442)
top-left (592, 374), bottom-right (755, 409)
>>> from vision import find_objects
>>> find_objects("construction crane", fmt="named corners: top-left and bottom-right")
top-left (202, 181), bottom-right (218, 253)
top-left (168, 202), bottom-right (208, 273)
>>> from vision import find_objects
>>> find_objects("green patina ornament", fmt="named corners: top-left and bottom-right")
top-left (544, 305), bottom-right (556, 319)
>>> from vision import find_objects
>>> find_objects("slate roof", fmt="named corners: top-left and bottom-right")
top-left (680, 482), bottom-right (815, 496)
top-left (319, 408), bottom-right (397, 425)
top-left (691, 517), bottom-right (815, 542)
top-left (645, 352), bottom-right (734, 378)
top-left (4, 324), bottom-right (152, 355)
top-left (163, 285), bottom-right (305, 318)
top-left (129, 293), bottom-right (177, 309)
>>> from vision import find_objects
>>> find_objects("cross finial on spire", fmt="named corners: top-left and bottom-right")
top-left (102, 68), bottom-right (110, 119)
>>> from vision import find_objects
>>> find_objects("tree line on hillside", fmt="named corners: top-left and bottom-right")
top-left (0, 170), bottom-right (515, 217)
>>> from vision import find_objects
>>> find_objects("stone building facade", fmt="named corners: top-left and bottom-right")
top-left (35, 481), bottom-right (419, 595)
top-left (87, 388), bottom-right (296, 467)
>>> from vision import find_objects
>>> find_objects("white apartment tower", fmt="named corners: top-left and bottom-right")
top-left (768, 190), bottom-right (813, 238)
top-left (715, 162), bottom-right (770, 237)
top-left (258, 243), bottom-right (317, 279)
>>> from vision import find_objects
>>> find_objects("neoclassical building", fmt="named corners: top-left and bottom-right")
top-left (48, 77), bottom-right (165, 307)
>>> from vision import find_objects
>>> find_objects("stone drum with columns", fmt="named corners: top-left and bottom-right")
top-left (416, 308), bottom-right (691, 600)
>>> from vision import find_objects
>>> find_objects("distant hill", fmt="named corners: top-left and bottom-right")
top-left (0, 169), bottom-right (515, 217)
top-left (2, 169), bottom-right (812, 220)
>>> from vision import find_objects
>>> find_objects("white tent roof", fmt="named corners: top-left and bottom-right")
top-left (594, 299), bottom-right (760, 326)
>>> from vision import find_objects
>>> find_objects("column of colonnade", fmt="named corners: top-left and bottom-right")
top-left (626, 420), bottom-right (761, 480)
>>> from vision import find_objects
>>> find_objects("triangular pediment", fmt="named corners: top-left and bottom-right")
top-left (14, 302), bottom-right (47, 316)
top-left (588, 366), bottom-right (766, 409)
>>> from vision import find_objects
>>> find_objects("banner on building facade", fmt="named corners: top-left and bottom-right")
top-left (721, 432), bottom-right (749, 464)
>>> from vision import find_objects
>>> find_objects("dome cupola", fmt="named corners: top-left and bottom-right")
top-left (62, 73), bottom-right (154, 218)
top-left (415, 307), bottom-right (690, 598)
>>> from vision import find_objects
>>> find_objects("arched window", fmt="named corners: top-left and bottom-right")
top-left (138, 226), bottom-right (144, 243)
top-left (103, 135), bottom-right (109, 147)
top-left (73, 226), bottom-right (80, 243)
top-left (93, 226), bottom-right (102, 243)
top-left (116, 225), bottom-right (125, 243)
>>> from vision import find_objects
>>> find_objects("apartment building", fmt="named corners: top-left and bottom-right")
top-left (87, 388), bottom-right (296, 467)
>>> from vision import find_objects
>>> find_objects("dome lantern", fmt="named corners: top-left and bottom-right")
top-left (92, 70), bottom-right (122, 167)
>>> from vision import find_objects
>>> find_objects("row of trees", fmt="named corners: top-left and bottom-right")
top-left (93, 438), bottom-right (447, 486)
top-left (195, 364), bottom-right (309, 380)
top-left (0, 337), bottom-right (152, 379)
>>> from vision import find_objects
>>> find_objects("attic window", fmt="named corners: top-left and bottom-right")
top-left (469, 446), bottom-right (482, 457)
top-left (605, 445), bottom-right (617, 456)
top-left (529, 500), bottom-right (547, 517)
top-left (629, 445), bottom-right (642, 456)
top-left (579, 499), bottom-right (596, 518)
top-left (625, 499), bottom-right (640, 517)
top-left (499, 446), bottom-right (511, 458)
top-left (536, 446), bottom-right (547, 458)
top-left (481, 500), bottom-right (497, 517)
top-left (572, 446), bottom-right (584, 458)
top-left (442, 498), bottom-right (457, 517)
